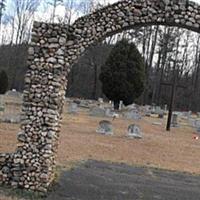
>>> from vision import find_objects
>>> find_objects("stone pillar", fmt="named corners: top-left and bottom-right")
top-left (0, 22), bottom-right (69, 192)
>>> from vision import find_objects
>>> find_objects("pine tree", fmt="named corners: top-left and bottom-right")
top-left (99, 39), bottom-right (145, 109)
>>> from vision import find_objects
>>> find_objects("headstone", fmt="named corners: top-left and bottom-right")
top-left (195, 120), bottom-right (200, 134)
top-left (158, 110), bottom-right (164, 118)
top-left (105, 108), bottom-right (112, 117)
top-left (0, 105), bottom-right (4, 112)
top-left (124, 109), bottom-right (141, 120)
top-left (181, 112), bottom-right (190, 120)
top-left (144, 105), bottom-right (151, 117)
top-left (152, 122), bottom-right (162, 126)
top-left (188, 118), bottom-right (196, 128)
top-left (187, 111), bottom-right (192, 118)
top-left (119, 100), bottom-right (124, 110)
top-left (68, 102), bottom-right (78, 114)
top-left (79, 101), bottom-right (90, 109)
top-left (105, 108), bottom-right (119, 119)
top-left (5, 90), bottom-right (22, 99)
top-left (153, 106), bottom-right (164, 118)
top-left (171, 114), bottom-right (179, 127)
top-left (151, 105), bottom-right (156, 114)
top-left (96, 120), bottom-right (113, 135)
top-left (164, 104), bottom-right (168, 112)
top-left (98, 98), bottom-right (104, 104)
top-left (1, 98), bottom-right (21, 124)
top-left (127, 124), bottom-right (142, 139)
top-left (111, 102), bottom-right (114, 109)
top-left (99, 104), bottom-right (104, 109)
top-left (0, 95), bottom-right (4, 112)
top-left (90, 106), bottom-right (105, 117)
top-left (126, 103), bottom-right (137, 110)
top-left (1, 114), bottom-right (21, 124)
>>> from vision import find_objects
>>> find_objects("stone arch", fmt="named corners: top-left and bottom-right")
top-left (0, 0), bottom-right (200, 192)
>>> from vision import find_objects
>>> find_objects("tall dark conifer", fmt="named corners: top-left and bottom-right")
top-left (99, 39), bottom-right (145, 109)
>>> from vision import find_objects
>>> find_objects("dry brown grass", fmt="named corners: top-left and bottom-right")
top-left (1, 107), bottom-right (199, 174)
top-left (57, 110), bottom-right (200, 174)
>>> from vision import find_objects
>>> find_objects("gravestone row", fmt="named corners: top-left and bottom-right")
top-left (96, 120), bottom-right (142, 139)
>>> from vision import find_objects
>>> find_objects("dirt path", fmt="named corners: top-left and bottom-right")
top-left (47, 160), bottom-right (200, 200)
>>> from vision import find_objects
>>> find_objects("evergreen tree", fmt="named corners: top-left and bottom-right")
top-left (0, 70), bottom-right (8, 94)
top-left (99, 39), bottom-right (145, 109)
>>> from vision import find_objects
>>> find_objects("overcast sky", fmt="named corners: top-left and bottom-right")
top-left (192, 0), bottom-right (200, 3)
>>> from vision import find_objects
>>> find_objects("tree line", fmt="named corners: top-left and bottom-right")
top-left (0, 0), bottom-right (199, 111)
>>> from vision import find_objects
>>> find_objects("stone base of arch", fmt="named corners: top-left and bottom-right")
top-left (0, 152), bottom-right (55, 192)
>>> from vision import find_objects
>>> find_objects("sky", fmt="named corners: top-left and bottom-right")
top-left (192, 0), bottom-right (200, 3)
top-left (36, 0), bottom-right (200, 23)
top-left (2, 0), bottom-right (200, 44)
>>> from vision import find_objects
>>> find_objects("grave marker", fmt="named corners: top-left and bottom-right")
top-left (96, 120), bottom-right (113, 135)
top-left (127, 124), bottom-right (142, 139)
top-left (90, 106), bottom-right (105, 117)
top-left (68, 102), bottom-right (78, 114)
top-left (124, 109), bottom-right (141, 120)
top-left (171, 114), bottom-right (179, 127)
top-left (119, 100), bottom-right (124, 110)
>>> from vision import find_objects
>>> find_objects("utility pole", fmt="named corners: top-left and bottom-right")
top-left (166, 69), bottom-right (178, 131)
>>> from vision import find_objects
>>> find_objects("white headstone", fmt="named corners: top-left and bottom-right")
top-left (124, 109), bottom-right (141, 120)
top-left (1, 114), bottom-right (21, 124)
top-left (98, 98), bottom-right (104, 104)
top-left (188, 118), bottom-right (196, 128)
top-left (5, 90), bottom-right (22, 99)
top-left (1, 95), bottom-right (22, 124)
top-left (151, 105), bottom-right (156, 114)
top-left (164, 104), bottom-right (168, 112)
top-left (155, 106), bottom-right (164, 116)
top-left (119, 100), bottom-right (124, 110)
top-left (0, 95), bottom-right (4, 112)
top-left (195, 120), bottom-right (200, 134)
top-left (187, 111), bottom-right (192, 118)
top-left (127, 124), bottom-right (142, 139)
top-left (144, 105), bottom-right (151, 117)
top-left (68, 102), bottom-right (78, 114)
top-left (90, 106), bottom-right (105, 117)
top-left (152, 122), bottom-right (162, 126)
top-left (111, 102), bottom-right (114, 109)
top-left (105, 108), bottom-right (112, 117)
top-left (96, 120), bottom-right (113, 135)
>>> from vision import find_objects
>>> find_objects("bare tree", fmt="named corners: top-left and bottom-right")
top-left (10, 0), bottom-right (40, 44)
top-left (0, 0), bottom-right (6, 41)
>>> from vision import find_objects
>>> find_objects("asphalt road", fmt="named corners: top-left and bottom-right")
top-left (47, 160), bottom-right (200, 200)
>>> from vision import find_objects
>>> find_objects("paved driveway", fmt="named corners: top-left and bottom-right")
top-left (47, 160), bottom-right (200, 200)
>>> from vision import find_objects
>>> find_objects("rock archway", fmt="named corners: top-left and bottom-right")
top-left (0, 0), bottom-right (200, 192)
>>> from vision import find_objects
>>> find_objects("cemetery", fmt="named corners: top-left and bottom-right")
top-left (0, 96), bottom-right (200, 199)
top-left (0, 0), bottom-right (200, 199)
